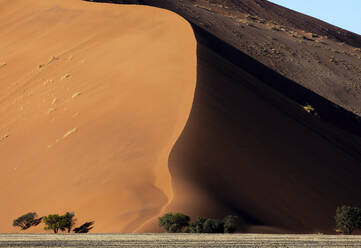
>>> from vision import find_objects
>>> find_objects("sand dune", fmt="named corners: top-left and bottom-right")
top-left (0, 0), bottom-right (196, 232)
top-left (2, 0), bottom-right (361, 235)
top-left (128, 0), bottom-right (361, 233)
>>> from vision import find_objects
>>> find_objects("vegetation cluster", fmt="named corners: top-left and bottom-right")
top-left (13, 212), bottom-right (94, 233)
top-left (12, 205), bottom-right (361, 235)
top-left (158, 213), bottom-right (239, 233)
top-left (160, 205), bottom-right (361, 235)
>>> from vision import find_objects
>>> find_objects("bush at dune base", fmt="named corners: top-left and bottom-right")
top-left (335, 205), bottom-right (361, 234)
top-left (158, 213), bottom-right (239, 233)
top-left (13, 212), bottom-right (42, 230)
top-left (158, 213), bottom-right (191, 233)
top-left (13, 211), bottom-right (94, 233)
top-left (202, 218), bottom-right (225, 233)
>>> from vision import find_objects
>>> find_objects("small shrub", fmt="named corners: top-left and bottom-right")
top-left (335, 205), bottom-right (361, 234)
top-left (303, 104), bottom-right (318, 116)
top-left (60, 212), bottom-right (76, 233)
top-left (158, 213), bottom-right (190, 233)
top-left (43, 214), bottom-right (63, 233)
top-left (189, 217), bottom-right (207, 233)
top-left (13, 212), bottom-right (42, 230)
top-left (202, 218), bottom-right (224, 233)
top-left (223, 215), bottom-right (239, 233)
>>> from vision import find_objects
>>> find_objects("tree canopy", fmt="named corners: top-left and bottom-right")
top-left (158, 213), bottom-right (190, 233)
top-left (43, 214), bottom-right (63, 233)
top-left (60, 212), bottom-right (76, 233)
top-left (13, 212), bottom-right (42, 230)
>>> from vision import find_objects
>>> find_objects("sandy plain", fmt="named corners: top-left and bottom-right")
top-left (1, 234), bottom-right (361, 247)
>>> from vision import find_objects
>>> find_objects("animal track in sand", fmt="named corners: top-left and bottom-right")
top-left (38, 56), bottom-right (59, 70)
top-left (47, 108), bottom-right (56, 114)
top-left (63, 128), bottom-right (77, 138)
top-left (47, 56), bottom-right (58, 64)
top-left (0, 62), bottom-right (7, 69)
top-left (48, 128), bottom-right (77, 148)
top-left (61, 74), bottom-right (71, 80)
top-left (72, 92), bottom-right (81, 99)
top-left (0, 134), bottom-right (9, 142)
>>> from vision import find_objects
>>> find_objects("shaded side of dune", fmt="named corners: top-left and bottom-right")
top-left (166, 28), bottom-right (361, 233)
top-left (133, 0), bottom-right (361, 131)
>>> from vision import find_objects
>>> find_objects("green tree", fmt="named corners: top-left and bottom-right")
top-left (60, 212), bottom-right (76, 233)
top-left (202, 218), bottom-right (224, 233)
top-left (43, 214), bottom-right (62, 233)
top-left (13, 212), bottom-right (42, 230)
top-left (189, 217), bottom-right (207, 233)
top-left (158, 213), bottom-right (190, 233)
top-left (223, 215), bottom-right (239, 233)
top-left (335, 205), bottom-right (361, 234)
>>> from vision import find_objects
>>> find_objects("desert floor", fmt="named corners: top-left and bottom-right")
top-left (0, 234), bottom-right (361, 247)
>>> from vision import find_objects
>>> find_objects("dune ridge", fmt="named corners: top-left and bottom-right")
top-left (122, 0), bottom-right (361, 234)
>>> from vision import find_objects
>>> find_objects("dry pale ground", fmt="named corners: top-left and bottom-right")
top-left (0, 234), bottom-right (361, 247)
top-left (0, 0), bottom-right (196, 233)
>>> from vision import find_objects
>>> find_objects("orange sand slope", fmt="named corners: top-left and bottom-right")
top-left (0, 0), bottom-right (196, 232)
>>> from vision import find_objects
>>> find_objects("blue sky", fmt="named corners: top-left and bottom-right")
top-left (268, 1), bottom-right (361, 35)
